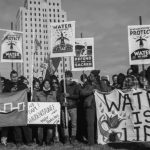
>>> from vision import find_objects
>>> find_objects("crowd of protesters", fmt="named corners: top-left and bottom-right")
top-left (0, 65), bottom-right (150, 147)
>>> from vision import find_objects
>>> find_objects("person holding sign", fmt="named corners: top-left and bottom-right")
top-left (80, 70), bottom-right (101, 146)
top-left (33, 79), bottom-right (56, 146)
top-left (59, 71), bottom-right (80, 145)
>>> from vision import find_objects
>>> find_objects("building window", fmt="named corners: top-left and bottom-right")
top-left (25, 13), bottom-right (27, 16)
top-left (26, 46), bottom-right (28, 49)
top-left (57, 9), bottom-right (59, 12)
top-left (25, 29), bottom-right (27, 32)
top-left (53, 3), bottom-right (55, 6)
top-left (49, 9), bottom-right (51, 12)
top-left (50, 19), bottom-right (51, 22)
top-left (30, 13), bottom-right (32, 16)
top-left (38, 2), bottom-right (40, 4)
top-left (30, 1), bottom-right (32, 4)
top-left (38, 8), bottom-right (40, 11)
top-left (39, 13), bottom-right (41, 16)
top-left (27, 63), bottom-right (29, 66)
top-left (34, 13), bottom-right (36, 16)
top-left (26, 58), bottom-right (28, 61)
top-left (34, 1), bottom-right (36, 4)
top-left (25, 18), bottom-right (27, 21)
top-left (58, 14), bottom-right (59, 17)
top-left (30, 18), bottom-right (32, 21)
top-left (30, 7), bottom-right (32, 10)
top-left (25, 24), bottom-right (27, 26)
top-left (34, 8), bottom-right (36, 11)
top-left (26, 40), bottom-right (28, 43)
top-left (27, 69), bottom-right (29, 73)
top-left (53, 9), bottom-right (55, 12)
top-left (49, 3), bottom-right (51, 5)
top-left (57, 3), bottom-right (59, 6)
top-left (54, 14), bottom-right (55, 17)
top-left (62, 15), bottom-right (64, 18)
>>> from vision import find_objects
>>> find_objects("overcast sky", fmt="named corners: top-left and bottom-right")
top-left (0, 0), bottom-right (150, 79)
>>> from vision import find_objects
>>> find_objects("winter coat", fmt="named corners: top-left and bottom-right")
top-left (60, 81), bottom-right (80, 109)
top-left (80, 82), bottom-right (100, 108)
top-left (33, 90), bottom-right (56, 102)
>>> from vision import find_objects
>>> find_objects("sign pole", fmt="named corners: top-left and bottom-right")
top-left (63, 57), bottom-right (68, 128)
top-left (11, 22), bottom-right (13, 71)
top-left (80, 32), bottom-right (85, 80)
top-left (139, 16), bottom-right (146, 88)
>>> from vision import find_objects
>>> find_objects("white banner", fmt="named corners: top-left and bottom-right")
top-left (28, 102), bottom-right (60, 124)
top-left (95, 89), bottom-right (150, 145)
top-left (50, 21), bottom-right (75, 58)
top-left (1, 31), bottom-right (23, 62)
top-left (71, 38), bottom-right (95, 71)
top-left (128, 25), bottom-right (150, 65)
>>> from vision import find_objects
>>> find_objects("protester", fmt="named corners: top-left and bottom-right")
top-left (116, 73), bottom-right (126, 89)
top-left (80, 70), bottom-right (101, 145)
top-left (59, 70), bottom-right (80, 145)
top-left (33, 79), bottom-right (56, 146)
top-left (100, 75), bottom-right (112, 92)
top-left (1, 70), bottom-right (33, 147)
top-left (111, 74), bottom-right (118, 89)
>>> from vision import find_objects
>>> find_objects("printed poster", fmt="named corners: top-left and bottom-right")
top-left (1, 31), bottom-right (23, 62)
top-left (128, 25), bottom-right (150, 65)
top-left (28, 102), bottom-right (60, 124)
top-left (95, 89), bottom-right (150, 145)
top-left (50, 21), bottom-right (75, 58)
top-left (71, 38), bottom-right (95, 71)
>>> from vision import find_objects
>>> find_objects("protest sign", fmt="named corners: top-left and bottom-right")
top-left (71, 38), bottom-right (95, 71)
top-left (95, 89), bottom-right (150, 145)
top-left (128, 25), bottom-right (150, 65)
top-left (50, 21), bottom-right (75, 57)
top-left (1, 31), bottom-right (23, 62)
top-left (0, 90), bottom-right (27, 127)
top-left (28, 102), bottom-right (60, 124)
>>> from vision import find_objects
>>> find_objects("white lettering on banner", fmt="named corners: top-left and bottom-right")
top-left (28, 102), bottom-right (60, 125)
top-left (95, 89), bottom-right (150, 145)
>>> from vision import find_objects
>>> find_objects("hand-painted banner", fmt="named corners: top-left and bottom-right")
top-left (128, 25), bottom-right (150, 65)
top-left (71, 38), bottom-right (95, 71)
top-left (50, 21), bottom-right (75, 58)
top-left (95, 89), bottom-right (150, 145)
top-left (0, 90), bottom-right (27, 127)
top-left (28, 102), bottom-right (60, 124)
top-left (1, 31), bottom-right (23, 62)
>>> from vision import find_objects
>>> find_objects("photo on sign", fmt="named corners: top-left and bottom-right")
top-left (50, 21), bottom-right (75, 58)
top-left (128, 25), bottom-right (150, 65)
top-left (71, 38), bottom-right (95, 71)
top-left (1, 30), bottom-right (23, 63)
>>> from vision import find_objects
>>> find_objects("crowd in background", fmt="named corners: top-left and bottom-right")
top-left (0, 64), bottom-right (150, 147)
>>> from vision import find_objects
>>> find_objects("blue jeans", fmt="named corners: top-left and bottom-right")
top-left (61, 108), bottom-right (77, 137)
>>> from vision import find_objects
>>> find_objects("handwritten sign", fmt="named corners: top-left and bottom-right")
top-left (95, 89), bottom-right (150, 144)
top-left (28, 102), bottom-right (60, 124)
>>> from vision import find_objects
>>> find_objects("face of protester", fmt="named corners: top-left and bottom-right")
top-left (139, 76), bottom-right (148, 87)
top-left (113, 76), bottom-right (118, 84)
top-left (11, 73), bottom-right (18, 83)
top-left (43, 81), bottom-right (51, 90)
top-left (39, 77), bottom-right (43, 84)
top-left (65, 76), bottom-right (72, 85)
top-left (52, 79), bottom-right (58, 91)
top-left (34, 81), bottom-right (40, 90)
top-left (89, 73), bottom-right (96, 82)
top-left (23, 79), bottom-right (29, 86)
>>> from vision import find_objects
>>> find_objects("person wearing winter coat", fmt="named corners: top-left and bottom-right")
top-left (80, 70), bottom-right (101, 146)
top-left (33, 79), bottom-right (56, 146)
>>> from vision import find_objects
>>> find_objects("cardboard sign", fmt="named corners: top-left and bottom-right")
top-left (71, 38), bottom-right (95, 71)
top-left (95, 89), bottom-right (150, 144)
top-left (128, 25), bottom-right (150, 65)
top-left (50, 21), bottom-right (75, 57)
top-left (28, 102), bottom-right (60, 124)
top-left (1, 31), bottom-right (23, 62)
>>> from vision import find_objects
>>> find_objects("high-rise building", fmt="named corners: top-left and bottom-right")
top-left (15, 0), bottom-right (71, 82)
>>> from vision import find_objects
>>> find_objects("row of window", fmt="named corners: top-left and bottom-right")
top-left (28, 13), bottom-right (63, 18)
top-left (30, 1), bottom-right (59, 6)
top-left (25, 17), bottom-right (64, 22)
top-left (29, 7), bottom-right (60, 13)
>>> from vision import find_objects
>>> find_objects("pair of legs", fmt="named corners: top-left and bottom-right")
top-left (38, 125), bottom-right (55, 145)
top-left (61, 108), bottom-right (77, 142)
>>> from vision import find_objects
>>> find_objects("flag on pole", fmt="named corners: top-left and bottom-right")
top-left (34, 38), bottom-right (42, 55)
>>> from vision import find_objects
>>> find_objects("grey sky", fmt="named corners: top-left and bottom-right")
top-left (0, 0), bottom-right (150, 79)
